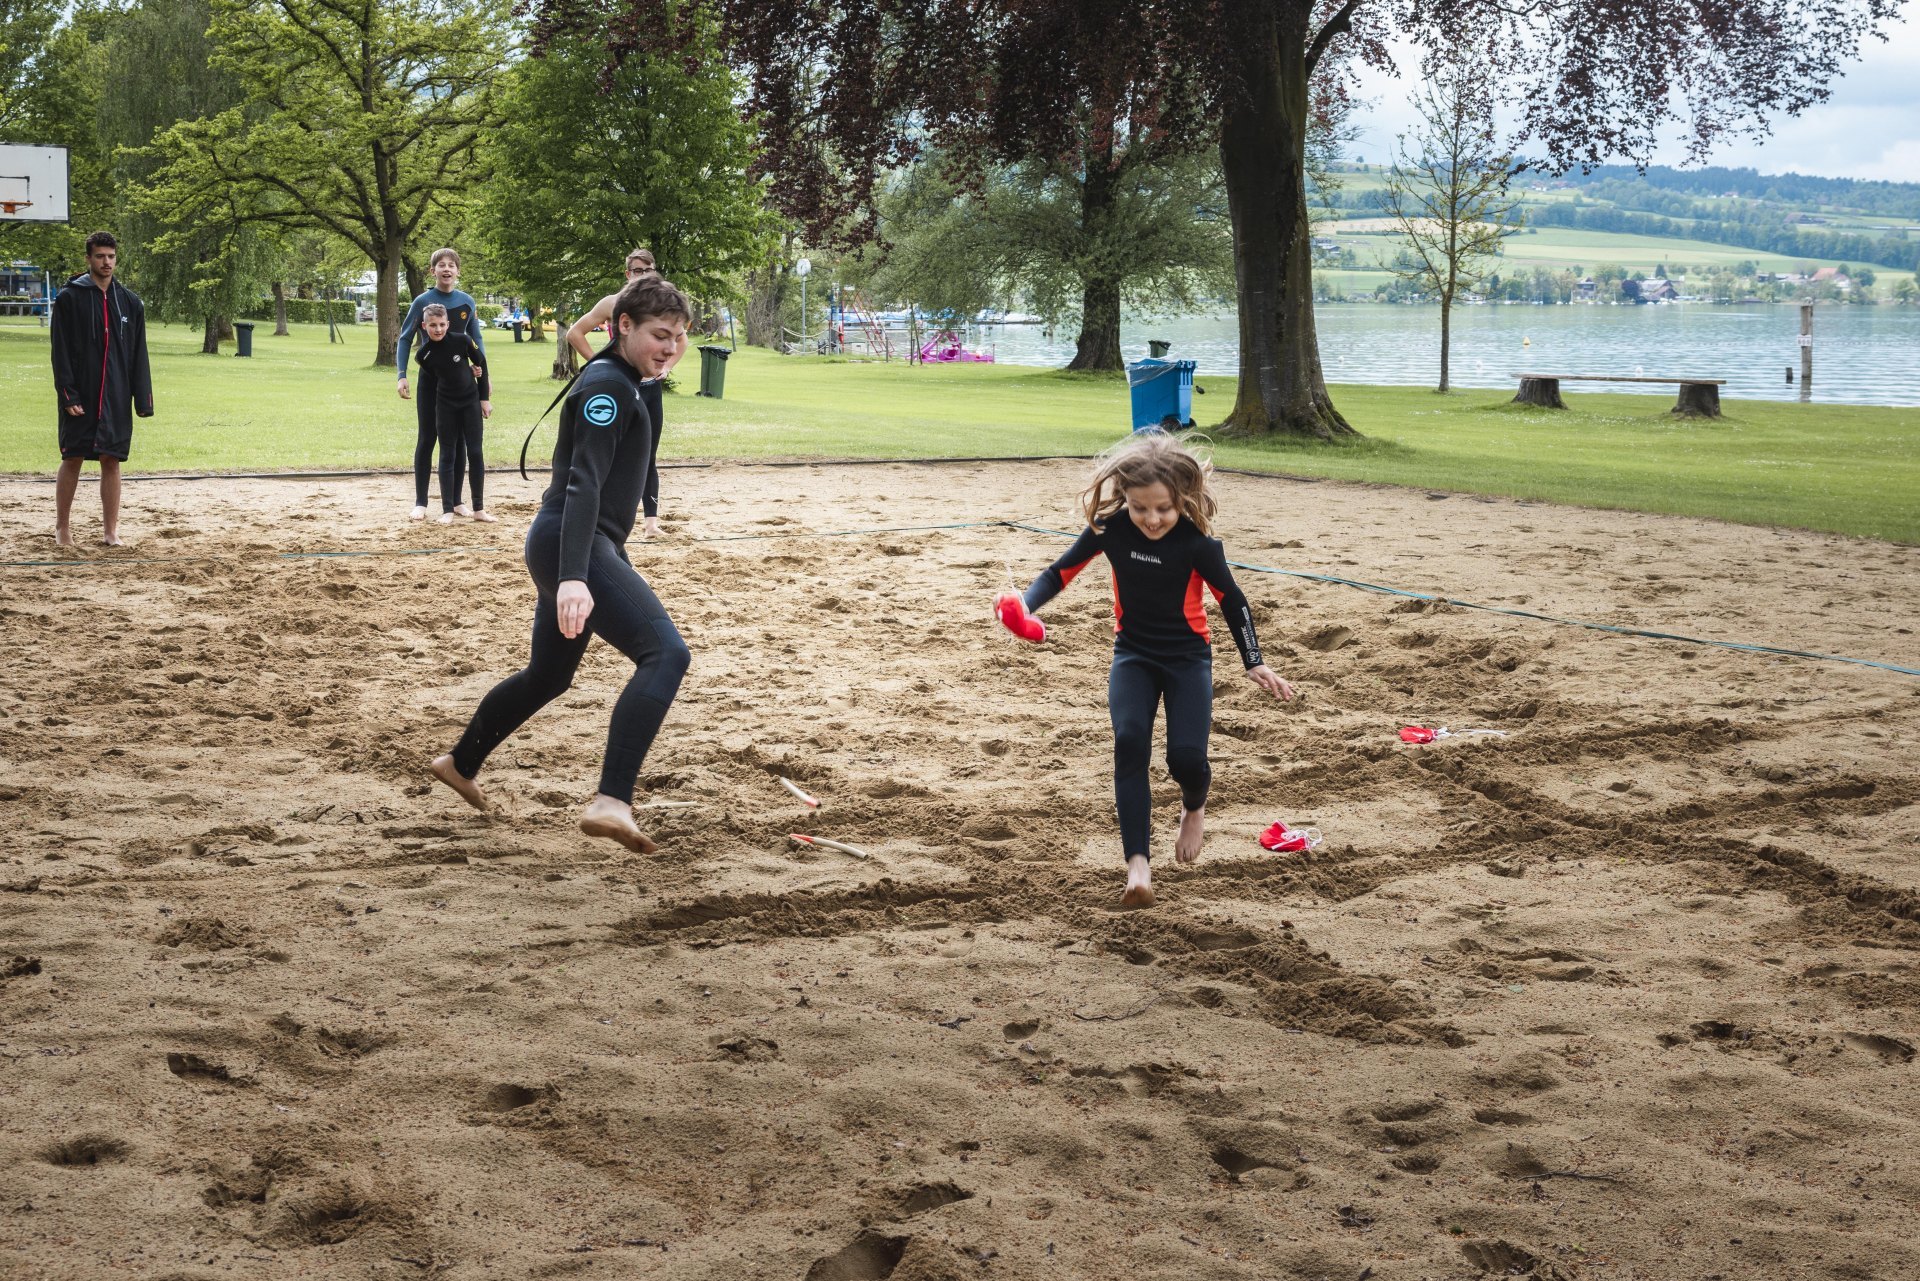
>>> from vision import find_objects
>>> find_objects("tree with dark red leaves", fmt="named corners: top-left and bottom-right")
top-left (535, 0), bottom-right (1901, 439)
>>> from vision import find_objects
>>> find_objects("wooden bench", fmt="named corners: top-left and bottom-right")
top-left (1511, 373), bottom-right (1727, 418)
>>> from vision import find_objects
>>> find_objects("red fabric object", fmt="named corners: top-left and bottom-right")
top-left (1258, 821), bottom-right (1311, 853)
top-left (995, 592), bottom-right (1046, 643)
top-left (1399, 725), bottom-right (1438, 744)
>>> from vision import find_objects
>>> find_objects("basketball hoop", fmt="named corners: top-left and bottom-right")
top-left (0, 145), bottom-right (68, 223)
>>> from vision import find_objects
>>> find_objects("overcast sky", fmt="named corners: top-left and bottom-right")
top-left (1348, 13), bottom-right (1920, 181)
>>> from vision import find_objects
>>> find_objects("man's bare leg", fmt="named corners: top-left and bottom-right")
top-left (54, 458), bottom-right (83, 546)
top-left (579, 793), bottom-right (656, 853)
top-left (99, 457), bottom-right (122, 545)
top-left (1175, 806), bottom-right (1205, 864)
top-left (429, 753), bottom-right (490, 812)
top-left (1120, 853), bottom-right (1154, 908)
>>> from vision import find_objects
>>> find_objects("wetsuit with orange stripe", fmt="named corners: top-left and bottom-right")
top-left (1021, 511), bottom-right (1262, 860)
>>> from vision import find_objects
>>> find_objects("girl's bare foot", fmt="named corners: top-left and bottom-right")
top-left (579, 794), bottom-right (657, 853)
top-left (454, 503), bottom-right (473, 518)
top-left (429, 754), bottom-right (489, 812)
top-left (1119, 854), bottom-right (1155, 908)
top-left (55, 526), bottom-right (74, 547)
top-left (410, 505), bottom-right (427, 522)
top-left (1175, 806), bottom-right (1205, 864)
top-left (472, 509), bottom-right (498, 523)
top-left (436, 510), bottom-right (457, 524)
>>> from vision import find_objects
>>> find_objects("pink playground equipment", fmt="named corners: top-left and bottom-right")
top-left (917, 327), bottom-right (995, 363)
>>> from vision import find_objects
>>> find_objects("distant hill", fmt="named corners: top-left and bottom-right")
top-left (1559, 165), bottom-right (1920, 221)
top-left (1320, 162), bottom-right (1920, 274)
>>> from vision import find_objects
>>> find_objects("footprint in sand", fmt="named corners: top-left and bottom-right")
top-left (805, 1230), bottom-right (910, 1281)
top-left (38, 1135), bottom-right (130, 1167)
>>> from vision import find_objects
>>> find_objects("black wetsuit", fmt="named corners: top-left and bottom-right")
top-left (49, 273), bottom-right (153, 461)
top-left (398, 289), bottom-right (485, 507)
top-left (639, 379), bottom-right (664, 519)
top-left (449, 353), bottom-right (689, 802)
top-left (413, 334), bottom-right (490, 512)
top-left (1023, 512), bottom-right (1262, 860)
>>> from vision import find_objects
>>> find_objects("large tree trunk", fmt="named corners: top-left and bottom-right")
top-left (550, 306), bottom-right (577, 380)
top-left (272, 281), bottom-right (290, 336)
top-left (1068, 275), bottom-right (1123, 372)
top-left (216, 316), bottom-right (234, 341)
top-left (404, 258), bottom-right (423, 301)
top-left (1216, 3), bottom-right (1355, 438)
top-left (200, 313), bottom-right (222, 354)
top-left (745, 264), bottom-right (790, 348)
top-left (374, 241), bottom-right (402, 368)
top-left (1067, 151), bottom-right (1124, 372)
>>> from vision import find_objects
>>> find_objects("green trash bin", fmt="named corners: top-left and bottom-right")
top-left (697, 345), bottom-right (730, 398)
top-left (1147, 339), bottom-right (1170, 359)
top-left (234, 321), bottom-right (255, 357)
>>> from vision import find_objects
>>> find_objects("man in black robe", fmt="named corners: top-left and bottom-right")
top-left (50, 231), bottom-right (153, 546)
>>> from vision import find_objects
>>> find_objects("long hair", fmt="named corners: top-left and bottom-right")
top-left (1080, 431), bottom-right (1216, 536)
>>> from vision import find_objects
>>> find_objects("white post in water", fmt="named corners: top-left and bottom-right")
top-left (1798, 302), bottom-right (1813, 403)
top-left (796, 257), bottom-right (811, 353)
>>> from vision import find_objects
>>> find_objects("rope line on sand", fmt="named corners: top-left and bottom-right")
top-left (0, 520), bottom-right (1012, 569)
top-left (3, 513), bottom-right (1910, 677)
top-left (1000, 521), bottom-right (1920, 678)
top-left (7, 455), bottom-right (1103, 484)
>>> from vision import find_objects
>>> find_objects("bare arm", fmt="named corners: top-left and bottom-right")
top-left (567, 293), bottom-right (618, 361)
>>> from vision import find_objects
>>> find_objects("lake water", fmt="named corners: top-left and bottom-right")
top-left (972, 304), bottom-right (1920, 407)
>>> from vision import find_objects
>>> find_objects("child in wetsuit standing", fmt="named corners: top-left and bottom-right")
top-left (412, 303), bottom-right (494, 523)
top-left (430, 276), bottom-right (694, 853)
top-left (397, 247), bottom-right (488, 520)
top-left (997, 432), bottom-right (1294, 908)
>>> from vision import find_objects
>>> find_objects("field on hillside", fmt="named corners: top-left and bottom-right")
top-left (1324, 224), bottom-right (1853, 275)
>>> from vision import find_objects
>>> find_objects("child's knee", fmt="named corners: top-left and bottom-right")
top-left (1112, 721), bottom-right (1154, 773)
top-left (1165, 743), bottom-right (1210, 784)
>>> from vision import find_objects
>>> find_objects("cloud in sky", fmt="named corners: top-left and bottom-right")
top-left (1346, 14), bottom-right (1920, 181)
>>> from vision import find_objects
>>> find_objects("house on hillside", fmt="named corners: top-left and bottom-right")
top-left (1810, 266), bottom-right (1852, 291)
top-left (1636, 277), bottom-right (1678, 302)
top-left (1574, 276), bottom-right (1598, 301)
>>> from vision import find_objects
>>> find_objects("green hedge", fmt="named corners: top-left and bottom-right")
top-left (240, 298), bottom-right (358, 325)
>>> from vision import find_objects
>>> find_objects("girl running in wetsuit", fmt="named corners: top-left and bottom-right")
top-left (430, 276), bottom-right (693, 852)
top-left (997, 432), bottom-right (1294, 908)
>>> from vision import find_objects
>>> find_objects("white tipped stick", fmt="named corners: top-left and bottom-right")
top-left (789, 833), bottom-right (870, 861)
top-left (778, 776), bottom-right (821, 808)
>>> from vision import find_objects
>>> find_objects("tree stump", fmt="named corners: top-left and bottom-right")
top-left (1671, 382), bottom-right (1722, 418)
top-left (1511, 377), bottom-right (1565, 409)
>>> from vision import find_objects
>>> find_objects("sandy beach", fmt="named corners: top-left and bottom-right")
top-left (2, 459), bottom-right (1917, 1280)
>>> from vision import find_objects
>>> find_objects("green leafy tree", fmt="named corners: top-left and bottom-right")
top-left (866, 149), bottom-right (1234, 370)
top-left (140, 0), bottom-right (509, 366)
top-left (480, 21), bottom-right (771, 377)
top-left (0, 3), bottom-right (113, 273)
top-left (106, 0), bottom-right (278, 353)
top-left (1379, 44), bottom-right (1522, 393)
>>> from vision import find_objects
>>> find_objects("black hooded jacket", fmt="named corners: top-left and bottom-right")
top-left (50, 273), bottom-right (153, 460)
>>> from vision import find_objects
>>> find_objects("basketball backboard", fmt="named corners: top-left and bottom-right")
top-left (0, 145), bottom-right (70, 222)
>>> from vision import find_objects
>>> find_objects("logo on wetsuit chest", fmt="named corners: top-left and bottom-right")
top-left (1130, 550), bottom-right (1163, 565)
top-left (582, 393), bottom-right (619, 426)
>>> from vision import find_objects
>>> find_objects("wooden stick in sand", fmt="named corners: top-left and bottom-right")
top-left (789, 833), bottom-right (869, 860)
top-left (778, 777), bottom-right (821, 808)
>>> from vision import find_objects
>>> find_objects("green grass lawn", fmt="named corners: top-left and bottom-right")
top-left (4, 317), bottom-right (1915, 543)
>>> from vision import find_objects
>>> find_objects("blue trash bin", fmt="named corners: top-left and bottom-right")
top-left (1127, 358), bottom-right (1195, 431)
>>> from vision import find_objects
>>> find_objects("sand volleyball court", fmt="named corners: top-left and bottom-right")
top-left (2, 460), bottom-right (1917, 1280)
